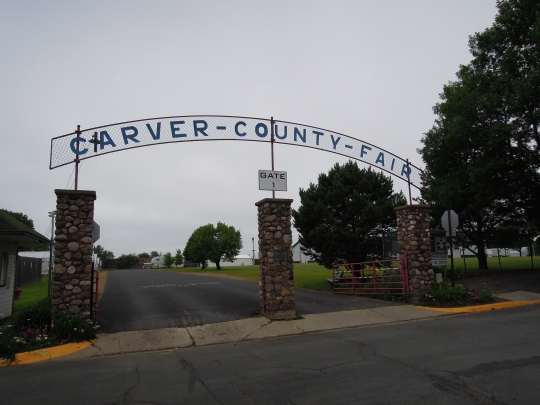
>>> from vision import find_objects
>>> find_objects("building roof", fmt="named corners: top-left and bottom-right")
top-left (0, 209), bottom-right (50, 246)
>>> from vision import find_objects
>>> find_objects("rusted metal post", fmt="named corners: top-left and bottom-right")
top-left (406, 158), bottom-right (412, 205)
top-left (372, 263), bottom-right (377, 294)
top-left (74, 125), bottom-right (81, 190)
top-left (270, 117), bottom-right (275, 199)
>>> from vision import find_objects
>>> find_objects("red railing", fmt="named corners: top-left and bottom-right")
top-left (331, 252), bottom-right (409, 296)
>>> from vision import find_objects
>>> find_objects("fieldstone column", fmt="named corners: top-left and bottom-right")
top-left (256, 198), bottom-right (295, 320)
top-left (52, 189), bottom-right (96, 317)
top-left (395, 204), bottom-right (433, 303)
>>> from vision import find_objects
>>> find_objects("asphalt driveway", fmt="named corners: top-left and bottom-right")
top-left (98, 269), bottom-right (397, 333)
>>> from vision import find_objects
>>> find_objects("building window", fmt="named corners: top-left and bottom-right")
top-left (0, 252), bottom-right (8, 287)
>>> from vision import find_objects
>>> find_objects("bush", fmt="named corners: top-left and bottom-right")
top-left (0, 298), bottom-right (98, 363)
top-left (422, 282), bottom-right (494, 307)
top-left (13, 298), bottom-right (50, 331)
top-left (0, 298), bottom-right (52, 362)
top-left (51, 312), bottom-right (98, 343)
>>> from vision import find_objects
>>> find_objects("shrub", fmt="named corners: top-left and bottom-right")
top-left (13, 298), bottom-right (50, 331)
top-left (422, 282), bottom-right (494, 306)
top-left (0, 299), bottom-right (99, 363)
top-left (0, 298), bottom-right (53, 362)
top-left (51, 312), bottom-right (98, 343)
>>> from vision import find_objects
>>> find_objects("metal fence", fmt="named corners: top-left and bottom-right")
top-left (16, 257), bottom-right (43, 287)
top-left (330, 252), bottom-right (409, 296)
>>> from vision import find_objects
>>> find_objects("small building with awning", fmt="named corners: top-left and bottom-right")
top-left (0, 210), bottom-right (50, 320)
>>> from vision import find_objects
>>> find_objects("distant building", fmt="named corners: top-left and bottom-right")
top-left (207, 254), bottom-right (253, 268)
top-left (292, 241), bottom-right (313, 263)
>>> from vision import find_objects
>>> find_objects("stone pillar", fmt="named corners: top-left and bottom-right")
top-left (52, 189), bottom-right (96, 316)
top-left (256, 198), bottom-right (295, 320)
top-left (395, 205), bottom-right (433, 303)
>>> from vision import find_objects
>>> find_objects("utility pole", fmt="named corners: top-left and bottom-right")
top-left (252, 237), bottom-right (255, 261)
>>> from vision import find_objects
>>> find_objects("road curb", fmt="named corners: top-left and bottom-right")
top-left (0, 341), bottom-right (93, 367)
top-left (418, 299), bottom-right (540, 313)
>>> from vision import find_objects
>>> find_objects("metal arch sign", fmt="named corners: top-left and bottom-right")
top-left (49, 115), bottom-right (424, 189)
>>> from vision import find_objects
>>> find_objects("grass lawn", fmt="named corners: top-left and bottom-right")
top-left (158, 262), bottom-right (335, 292)
top-left (13, 277), bottom-right (49, 312)
top-left (442, 255), bottom-right (539, 276)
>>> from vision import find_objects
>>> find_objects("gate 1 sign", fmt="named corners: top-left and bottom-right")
top-left (259, 170), bottom-right (287, 191)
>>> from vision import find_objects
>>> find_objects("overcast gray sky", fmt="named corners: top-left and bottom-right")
top-left (0, 0), bottom-right (498, 257)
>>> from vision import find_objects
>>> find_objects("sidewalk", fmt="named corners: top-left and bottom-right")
top-left (4, 290), bottom-right (540, 366)
top-left (68, 304), bottom-right (447, 360)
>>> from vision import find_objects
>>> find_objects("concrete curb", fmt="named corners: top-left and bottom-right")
top-left (0, 341), bottom-right (93, 367)
top-left (418, 299), bottom-right (540, 313)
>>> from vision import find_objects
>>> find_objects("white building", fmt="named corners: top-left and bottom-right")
top-left (292, 241), bottom-right (313, 263)
top-left (207, 254), bottom-right (253, 268)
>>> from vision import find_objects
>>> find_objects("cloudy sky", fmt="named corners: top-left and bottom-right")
top-left (0, 0), bottom-right (498, 257)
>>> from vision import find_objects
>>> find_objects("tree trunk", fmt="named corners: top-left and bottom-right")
top-left (216, 261), bottom-right (221, 270)
top-left (477, 240), bottom-right (489, 270)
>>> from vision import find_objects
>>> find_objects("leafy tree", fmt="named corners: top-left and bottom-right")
top-left (291, 161), bottom-right (407, 268)
top-left (173, 249), bottom-right (184, 267)
top-left (468, 0), bottom-right (540, 227)
top-left (162, 252), bottom-right (174, 268)
top-left (93, 245), bottom-right (114, 261)
top-left (4, 210), bottom-right (34, 229)
top-left (150, 251), bottom-right (159, 258)
top-left (420, 0), bottom-right (540, 269)
top-left (117, 254), bottom-right (139, 269)
top-left (183, 222), bottom-right (242, 269)
top-left (138, 252), bottom-right (151, 258)
top-left (3, 209), bottom-right (48, 251)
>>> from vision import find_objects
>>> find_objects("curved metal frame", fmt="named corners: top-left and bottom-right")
top-left (49, 115), bottom-right (424, 193)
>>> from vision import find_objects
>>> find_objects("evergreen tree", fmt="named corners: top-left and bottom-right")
top-left (292, 161), bottom-right (406, 268)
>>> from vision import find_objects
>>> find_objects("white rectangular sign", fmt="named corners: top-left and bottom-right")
top-left (432, 253), bottom-right (447, 267)
top-left (259, 170), bottom-right (287, 191)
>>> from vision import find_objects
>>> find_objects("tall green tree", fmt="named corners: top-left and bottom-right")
top-left (292, 161), bottom-right (406, 268)
top-left (420, 0), bottom-right (540, 269)
top-left (94, 245), bottom-right (114, 261)
top-left (162, 252), bottom-right (174, 268)
top-left (173, 249), bottom-right (184, 267)
top-left (183, 222), bottom-right (242, 270)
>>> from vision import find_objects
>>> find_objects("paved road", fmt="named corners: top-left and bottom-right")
top-left (3, 304), bottom-right (539, 404)
top-left (98, 269), bottom-right (397, 333)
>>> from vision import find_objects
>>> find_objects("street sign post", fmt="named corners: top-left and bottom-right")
top-left (259, 170), bottom-right (287, 192)
top-left (441, 210), bottom-right (458, 286)
top-left (92, 221), bottom-right (100, 243)
top-left (441, 210), bottom-right (458, 236)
